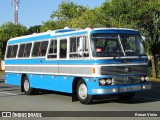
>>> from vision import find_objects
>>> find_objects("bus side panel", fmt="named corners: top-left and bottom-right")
top-left (84, 78), bottom-right (99, 95)
top-left (58, 76), bottom-right (74, 93)
top-left (27, 74), bottom-right (72, 93)
top-left (28, 74), bottom-right (59, 92)
top-left (5, 72), bottom-right (21, 86)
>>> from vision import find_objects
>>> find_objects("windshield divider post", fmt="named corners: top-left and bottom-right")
top-left (118, 34), bottom-right (126, 56)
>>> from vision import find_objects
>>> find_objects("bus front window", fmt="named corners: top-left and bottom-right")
top-left (120, 34), bottom-right (146, 56)
top-left (91, 33), bottom-right (146, 57)
top-left (91, 34), bottom-right (123, 57)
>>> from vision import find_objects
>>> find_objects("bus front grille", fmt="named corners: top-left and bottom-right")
top-left (101, 65), bottom-right (148, 76)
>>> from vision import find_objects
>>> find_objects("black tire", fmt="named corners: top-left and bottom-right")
top-left (118, 92), bottom-right (135, 101)
top-left (77, 79), bottom-right (93, 104)
top-left (23, 76), bottom-right (37, 95)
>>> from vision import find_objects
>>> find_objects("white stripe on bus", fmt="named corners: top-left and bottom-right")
top-left (5, 71), bottom-right (99, 77)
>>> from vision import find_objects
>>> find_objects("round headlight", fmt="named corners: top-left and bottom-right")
top-left (140, 76), bottom-right (145, 82)
top-left (106, 79), bottom-right (112, 85)
top-left (99, 79), bottom-right (106, 86)
top-left (145, 76), bottom-right (150, 81)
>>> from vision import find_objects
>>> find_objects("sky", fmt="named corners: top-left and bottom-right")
top-left (0, 0), bottom-right (106, 28)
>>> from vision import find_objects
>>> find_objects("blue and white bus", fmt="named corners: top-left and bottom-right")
top-left (5, 27), bottom-right (151, 104)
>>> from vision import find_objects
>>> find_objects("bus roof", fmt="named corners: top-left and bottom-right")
top-left (7, 27), bottom-right (140, 45)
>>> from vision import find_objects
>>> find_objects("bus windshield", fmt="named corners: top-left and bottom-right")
top-left (91, 33), bottom-right (146, 57)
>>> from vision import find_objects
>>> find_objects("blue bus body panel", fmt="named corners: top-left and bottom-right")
top-left (5, 58), bottom-right (147, 65)
top-left (5, 73), bottom-right (21, 86)
top-left (5, 73), bottom-right (74, 93)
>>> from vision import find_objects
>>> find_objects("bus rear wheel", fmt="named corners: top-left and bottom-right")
top-left (23, 76), bottom-right (37, 95)
top-left (77, 79), bottom-right (93, 104)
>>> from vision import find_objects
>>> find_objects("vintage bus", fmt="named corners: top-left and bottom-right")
top-left (5, 27), bottom-right (151, 104)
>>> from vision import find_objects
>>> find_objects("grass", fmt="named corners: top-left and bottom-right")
top-left (150, 77), bottom-right (160, 82)
top-left (0, 70), bottom-right (5, 76)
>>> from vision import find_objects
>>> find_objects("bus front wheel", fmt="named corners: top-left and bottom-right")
top-left (77, 79), bottom-right (93, 104)
top-left (23, 76), bottom-right (37, 95)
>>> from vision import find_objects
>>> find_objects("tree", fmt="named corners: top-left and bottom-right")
top-left (28, 25), bottom-right (41, 34)
top-left (101, 0), bottom-right (160, 78)
top-left (101, 0), bottom-right (136, 28)
top-left (40, 20), bottom-right (57, 32)
top-left (0, 22), bottom-right (28, 60)
top-left (129, 0), bottom-right (160, 78)
top-left (69, 7), bottom-right (107, 28)
top-left (50, 1), bottom-right (87, 28)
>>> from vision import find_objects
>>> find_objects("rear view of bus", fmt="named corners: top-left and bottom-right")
top-left (5, 28), bottom-right (151, 104)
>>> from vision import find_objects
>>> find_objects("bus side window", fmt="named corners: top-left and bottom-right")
top-left (12, 45), bottom-right (18, 58)
top-left (6, 46), bottom-right (12, 58)
top-left (32, 42), bottom-right (40, 57)
top-left (18, 44), bottom-right (25, 57)
top-left (40, 41), bottom-right (48, 56)
top-left (48, 39), bottom-right (57, 58)
top-left (69, 37), bottom-right (79, 58)
top-left (32, 41), bottom-right (48, 57)
top-left (6, 45), bottom-right (18, 58)
top-left (60, 39), bottom-right (67, 58)
top-left (18, 43), bottom-right (32, 58)
top-left (25, 43), bottom-right (32, 57)
top-left (69, 36), bottom-right (89, 58)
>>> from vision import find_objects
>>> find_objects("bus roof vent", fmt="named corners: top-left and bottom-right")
top-left (64, 26), bottom-right (70, 29)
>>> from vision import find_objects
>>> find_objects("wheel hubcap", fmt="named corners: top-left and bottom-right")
top-left (24, 79), bottom-right (29, 92)
top-left (78, 83), bottom-right (87, 99)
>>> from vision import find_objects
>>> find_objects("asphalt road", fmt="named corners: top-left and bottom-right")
top-left (0, 75), bottom-right (160, 120)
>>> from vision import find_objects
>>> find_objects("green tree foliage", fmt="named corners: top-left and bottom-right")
top-left (40, 20), bottom-right (57, 32)
top-left (28, 25), bottom-right (41, 34)
top-left (0, 22), bottom-right (28, 59)
top-left (50, 1), bottom-right (87, 28)
top-left (134, 0), bottom-right (160, 78)
top-left (101, 0), bottom-right (160, 78)
top-left (70, 7), bottom-right (106, 28)
top-left (101, 0), bottom-right (136, 28)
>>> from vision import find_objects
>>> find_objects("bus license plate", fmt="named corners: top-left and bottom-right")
top-left (119, 85), bottom-right (141, 92)
top-left (126, 86), bottom-right (133, 91)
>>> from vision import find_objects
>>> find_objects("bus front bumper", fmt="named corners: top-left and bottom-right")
top-left (92, 84), bottom-right (151, 95)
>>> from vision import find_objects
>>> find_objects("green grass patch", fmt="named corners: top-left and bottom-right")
top-left (0, 70), bottom-right (5, 76)
top-left (150, 77), bottom-right (160, 82)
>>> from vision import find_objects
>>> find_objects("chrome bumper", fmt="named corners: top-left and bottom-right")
top-left (92, 84), bottom-right (151, 94)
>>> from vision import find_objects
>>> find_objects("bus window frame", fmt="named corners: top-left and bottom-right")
top-left (59, 38), bottom-right (68, 59)
top-left (66, 34), bottom-right (90, 60)
top-left (47, 39), bottom-right (58, 59)
top-left (18, 42), bottom-right (32, 58)
top-left (5, 44), bottom-right (19, 59)
top-left (31, 39), bottom-right (49, 58)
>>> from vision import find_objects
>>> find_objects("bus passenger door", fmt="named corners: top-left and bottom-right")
top-left (46, 39), bottom-right (59, 91)
top-left (58, 38), bottom-right (72, 93)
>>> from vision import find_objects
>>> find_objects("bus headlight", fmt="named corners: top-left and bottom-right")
top-left (106, 79), bottom-right (112, 85)
top-left (145, 76), bottom-right (150, 81)
top-left (99, 78), bottom-right (112, 86)
top-left (140, 76), bottom-right (145, 82)
top-left (99, 79), bottom-right (106, 86)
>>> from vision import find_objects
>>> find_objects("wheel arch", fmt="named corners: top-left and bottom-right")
top-left (72, 77), bottom-right (82, 101)
top-left (21, 74), bottom-right (27, 92)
